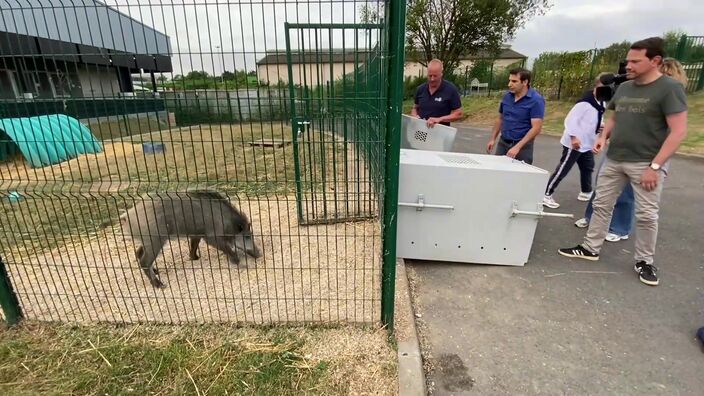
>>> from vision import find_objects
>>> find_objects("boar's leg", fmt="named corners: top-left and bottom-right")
top-left (189, 236), bottom-right (201, 260)
top-left (137, 237), bottom-right (167, 288)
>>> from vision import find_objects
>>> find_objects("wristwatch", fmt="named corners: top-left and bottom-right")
top-left (649, 162), bottom-right (662, 171)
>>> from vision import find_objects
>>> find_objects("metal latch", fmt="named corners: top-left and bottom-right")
top-left (510, 201), bottom-right (573, 218)
top-left (398, 194), bottom-right (454, 212)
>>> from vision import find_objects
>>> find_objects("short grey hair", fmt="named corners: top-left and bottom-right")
top-left (428, 59), bottom-right (444, 72)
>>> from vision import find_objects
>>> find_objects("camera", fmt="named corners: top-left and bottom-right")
top-left (595, 60), bottom-right (628, 102)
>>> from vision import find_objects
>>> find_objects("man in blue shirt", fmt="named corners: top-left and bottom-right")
top-left (486, 68), bottom-right (545, 164)
top-left (411, 59), bottom-right (463, 127)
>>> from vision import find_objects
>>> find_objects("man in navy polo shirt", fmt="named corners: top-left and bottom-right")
top-left (411, 59), bottom-right (463, 127)
top-left (486, 68), bottom-right (545, 164)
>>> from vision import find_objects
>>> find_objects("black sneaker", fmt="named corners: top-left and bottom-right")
top-left (558, 245), bottom-right (599, 261)
top-left (635, 261), bottom-right (659, 286)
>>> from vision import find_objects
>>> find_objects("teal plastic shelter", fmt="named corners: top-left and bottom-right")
top-left (0, 114), bottom-right (103, 168)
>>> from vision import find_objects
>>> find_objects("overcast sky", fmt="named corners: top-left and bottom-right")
top-left (99, 0), bottom-right (703, 75)
top-left (510, 0), bottom-right (704, 61)
top-left (109, 0), bottom-right (379, 76)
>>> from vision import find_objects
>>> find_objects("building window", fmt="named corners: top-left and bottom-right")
top-left (0, 69), bottom-right (19, 99)
top-left (49, 70), bottom-right (79, 98)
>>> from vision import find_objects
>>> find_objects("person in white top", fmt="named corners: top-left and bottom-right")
top-left (542, 74), bottom-right (607, 209)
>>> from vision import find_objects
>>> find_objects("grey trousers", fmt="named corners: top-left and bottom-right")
top-left (583, 159), bottom-right (665, 264)
top-left (495, 137), bottom-right (534, 164)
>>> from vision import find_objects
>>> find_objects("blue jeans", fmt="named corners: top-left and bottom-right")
top-left (585, 183), bottom-right (635, 236)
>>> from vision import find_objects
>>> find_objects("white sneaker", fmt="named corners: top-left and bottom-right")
top-left (577, 191), bottom-right (593, 201)
top-left (542, 195), bottom-right (560, 209)
top-left (574, 217), bottom-right (589, 228)
top-left (605, 233), bottom-right (629, 242)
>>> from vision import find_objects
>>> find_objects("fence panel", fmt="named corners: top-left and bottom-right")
top-left (0, 0), bottom-right (401, 326)
top-left (674, 35), bottom-right (704, 93)
top-left (285, 23), bottom-right (385, 225)
top-left (532, 48), bottom-right (624, 101)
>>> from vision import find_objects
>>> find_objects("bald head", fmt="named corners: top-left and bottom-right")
top-left (427, 59), bottom-right (443, 89)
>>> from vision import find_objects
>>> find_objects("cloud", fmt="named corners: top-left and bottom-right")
top-left (111, 0), bottom-right (374, 75)
top-left (510, 0), bottom-right (704, 61)
top-left (104, 0), bottom-right (700, 75)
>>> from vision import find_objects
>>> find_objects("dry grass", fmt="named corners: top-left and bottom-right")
top-left (1, 122), bottom-right (375, 255)
top-left (1, 120), bottom-right (394, 393)
top-left (85, 114), bottom-right (166, 141)
top-left (1, 121), bottom-right (382, 326)
top-left (0, 322), bottom-right (397, 395)
top-left (0, 123), bottom-right (298, 188)
top-left (5, 198), bottom-right (382, 324)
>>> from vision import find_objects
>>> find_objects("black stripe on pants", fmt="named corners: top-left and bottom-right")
top-left (545, 146), bottom-right (594, 196)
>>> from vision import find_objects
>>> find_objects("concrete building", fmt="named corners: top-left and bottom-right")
top-left (256, 47), bottom-right (526, 86)
top-left (404, 47), bottom-right (528, 78)
top-left (256, 51), bottom-right (371, 86)
top-left (0, 0), bottom-right (172, 100)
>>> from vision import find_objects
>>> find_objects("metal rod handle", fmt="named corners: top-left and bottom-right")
top-left (398, 202), bottom-right (454, 210)
top-left (399, 194), bottom-right (454, 211)
top-left (512, 208), bottom-right (574, 218)
top-left (510, 202), bottom-right (573, 218)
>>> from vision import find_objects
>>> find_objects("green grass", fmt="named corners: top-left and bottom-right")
top-left (679, 91), bottom-right (704, 153)
top-left (403, 92), bottom-right (704, 154)
top-left (0, 323), bottom-right (394, 395)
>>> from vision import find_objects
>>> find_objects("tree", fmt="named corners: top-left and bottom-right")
top-left (405, 0), bottom-right (551, 74)
top-left (663, 29), bottom-right (686, 55)
top-left (360, 3), bottom-right (381, 24)
top-left (186, 70), bottom-right (209, 80)
top-left (221, 71), bottom-right (236, 81)
top-left (465, 58), bottom-right (493, 82)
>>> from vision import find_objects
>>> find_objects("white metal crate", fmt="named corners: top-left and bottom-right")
top-left (401, 114), bottom-right (457, 152)
top-left (396, 149), bottom-right (560, 266)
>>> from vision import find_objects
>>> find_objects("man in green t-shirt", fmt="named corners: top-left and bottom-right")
top-left (558, 37), bottom-right (688, 287)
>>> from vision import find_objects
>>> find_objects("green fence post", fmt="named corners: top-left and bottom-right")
top-left (381, 0), bottom-right (407, 331)
top-left (675, 35), bottom-right (688, 60)
top-left (284, 23), bottom-right (306, 224)
top-left (488, 61), bottom-right (494, 97)
top-left (696, 66), bottom-right (704, 92)
top-left (0, 256), bottom-right (22, 325)
top-left (464, 66), bottom-right (469, 96)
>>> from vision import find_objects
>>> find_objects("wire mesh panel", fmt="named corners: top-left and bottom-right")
top-left (0, 0), bottom-right (392, 325)
top-left (285, 23), bottom-right (385, 225)
top-left (532, 48), bottom-right (626, 101)
top-left (674, 35), bottom-right (704, 93)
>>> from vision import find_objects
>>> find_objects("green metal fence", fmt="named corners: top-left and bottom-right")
top-left (0, 98), bottom-right (166, 119)
top-left (0, 0), bottom-right (406, 329)
top-left (673, 35), bottom-right (704, 92)
top-left (453, 58), bottom-right (527, 97)
top-left (285, 23), bottom-right (386, 225)
top-left (532, 47), bottom-right (626, 100)
top-left (531, 35), bottom-right (704, 100)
